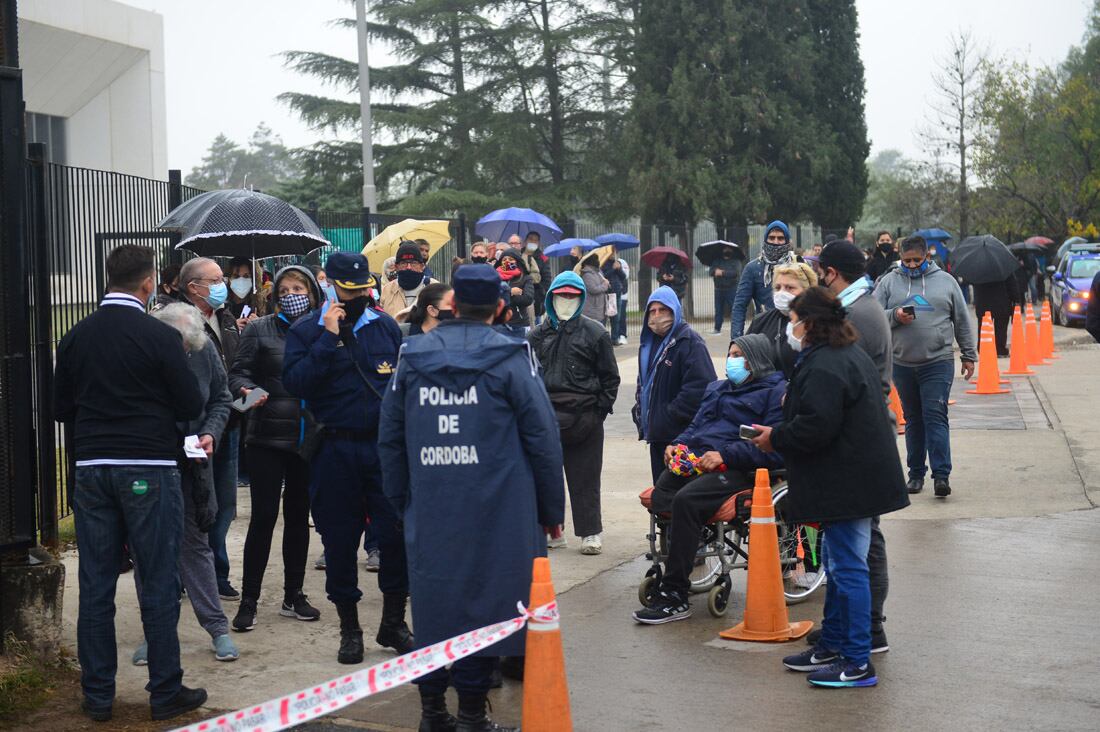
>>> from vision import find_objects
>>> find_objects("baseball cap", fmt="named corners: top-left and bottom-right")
top-left (818, 240), bottom-right (866, 275)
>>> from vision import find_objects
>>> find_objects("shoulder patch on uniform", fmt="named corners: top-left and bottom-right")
top-left (376, 360), bottom-right (394, 374)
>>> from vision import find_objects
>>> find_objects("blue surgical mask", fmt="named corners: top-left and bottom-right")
top-left (903, 260), bottom-right (930, 278)
top-left (204, 281), bottom-right (228, 309)
top-left (726, 356), bottom-right (751, 385)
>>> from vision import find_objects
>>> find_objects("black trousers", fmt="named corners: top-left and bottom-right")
top-left (650, 468), bottom-right (752, 596)
top-left (649, 442), bottom-right (669, 485)
top-left (241, 445), bottom-right (311, 601)
top-left (976, 303), bottom-right (1012, 356)
top-left (559, 412), bottom-right (604, 537)
top-left (868, 516), bottom-right (889, 632)
top-left (416, 655), bottom-right (497, 695)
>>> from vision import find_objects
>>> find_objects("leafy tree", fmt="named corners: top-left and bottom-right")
top-left (186, 123), bottom-right (297, 192)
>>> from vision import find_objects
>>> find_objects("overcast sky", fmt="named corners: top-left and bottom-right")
top-left (125, 0), bottom-right (1093, 176)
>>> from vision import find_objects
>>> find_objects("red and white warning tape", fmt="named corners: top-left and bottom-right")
top-left (170, 601), bottom-right (559, 732)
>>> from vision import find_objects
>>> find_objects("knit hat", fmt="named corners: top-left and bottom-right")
top-left (732, 333), bottom-right (777, 380)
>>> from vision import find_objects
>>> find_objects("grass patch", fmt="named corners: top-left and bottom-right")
top-left (0, 637), bottom-right (65, 723)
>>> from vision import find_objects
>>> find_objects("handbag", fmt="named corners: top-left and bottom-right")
top-left (605, 294), bottom-right (618, 318)
top-left (296, 407), bottom-right (325, 462)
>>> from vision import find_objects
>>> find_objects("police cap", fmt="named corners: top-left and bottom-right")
top-left (327, 252), bottom-right (377, 290)
top-left (453, 264), bottom-right (501, 306)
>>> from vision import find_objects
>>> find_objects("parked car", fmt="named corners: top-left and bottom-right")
top-left (1049, 246), bottom-right (1100, 326)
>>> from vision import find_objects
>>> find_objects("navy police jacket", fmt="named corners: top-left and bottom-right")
top-left (282, 303), bottom-right (402, 432)
top-left (378, 319), bottom-right (565, 656)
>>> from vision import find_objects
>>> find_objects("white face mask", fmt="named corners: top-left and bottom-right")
top-left (526, 242), bottom-right (539, 252)
top-left (786, 320), bottom-right (804, 352)
top-left (773, 289), bottom-right (795, 314)
top-left (230, 277), bottom-right (252, 299)
top-left (553, 295), bottom-right (580, 321)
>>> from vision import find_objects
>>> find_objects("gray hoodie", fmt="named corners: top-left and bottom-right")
top-left (872, 262), bottom-right (977, 367)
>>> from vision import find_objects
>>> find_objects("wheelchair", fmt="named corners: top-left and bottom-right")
top-left (637, 470), bottom-right (826, 617)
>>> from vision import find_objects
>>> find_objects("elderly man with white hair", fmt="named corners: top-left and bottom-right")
top-left (130, 303), bottom-right (238, 664)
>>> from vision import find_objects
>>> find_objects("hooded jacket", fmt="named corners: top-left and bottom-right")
top-left (771, 343), bottom-right (910, 523)
top-left (229, 265), bottom-right (321, 453)
top-left (496, 248), bottom-right (535, 327)
top-left (378, 320), bottom-right (564, 656)
top-left (580, 259), bottom-right (610, 321)
top-left (528, 271), bottom-right (620, 417)
top-left (730, 220), bottom-right (791, 337)
top-left (872, 260), bottom-right (977, 366)
top-left (633, 287), bottom-right (715, 443)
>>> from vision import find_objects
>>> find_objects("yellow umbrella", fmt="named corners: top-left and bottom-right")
top-left (362, 218), bottom-right (452, 273)
top-left (573, 244), bottom-right (616, 274)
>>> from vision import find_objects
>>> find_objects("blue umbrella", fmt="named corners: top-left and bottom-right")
top-left (544, 238), bottom-right (600, 257)
top-left (476, 207), bottom-right (563, 244)
top-left (912, 228), bottom-right (952, 241)
top-left (595, 232), bottom-right (640, 250)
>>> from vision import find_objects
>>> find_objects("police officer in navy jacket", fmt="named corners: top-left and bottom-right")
top-left (379, 264), bottom-right (564, 732)
top-left (282, 251), bottom-right (412, 665)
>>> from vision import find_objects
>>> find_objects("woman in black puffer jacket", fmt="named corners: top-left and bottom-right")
top-left (227, 265), bottom-right (322, 630)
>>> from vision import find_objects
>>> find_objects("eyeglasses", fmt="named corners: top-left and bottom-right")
top-left (196, 276), bottom-right (225, 286)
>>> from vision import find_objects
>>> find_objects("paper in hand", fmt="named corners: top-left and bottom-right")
top-left (184, 435), bottom-right (207, 459)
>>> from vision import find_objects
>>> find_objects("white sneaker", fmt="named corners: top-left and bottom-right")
top-left (547, 534), bottom-right (567, 549)
top-left (580, 535), bottom-right (602, 555)
top-left (794, 571), bottom-right (821, 590)
top-left (617, 335), bottom-right (627, 345)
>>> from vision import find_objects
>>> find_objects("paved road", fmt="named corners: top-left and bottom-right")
top-left (56, 327), bottom-right (1099, 730)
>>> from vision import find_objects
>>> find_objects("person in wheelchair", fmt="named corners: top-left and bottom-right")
top-left (632, 333), bottom-right (785, 624)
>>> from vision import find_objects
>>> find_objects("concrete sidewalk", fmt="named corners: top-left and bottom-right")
top-left (56, 327), bottom-right (1098, 730)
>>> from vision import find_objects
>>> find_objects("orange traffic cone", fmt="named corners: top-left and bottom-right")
top-left (718, 469), bottom-right (813, 642)
top-left (967, 314), bottom-right (1009, 395)
top-left (1039, 301), bottom-right (1058, 360)
top-left (522, 558), bottom-right (573, 731)
top-left (888, 384), bottom-right (906, 435)
top-left (1003, 306), bottom-right (1034, 376)
top-left (1025, 303), bottom-right (1046, 366)
top-left (977, 313), bottom-right (1010, 384)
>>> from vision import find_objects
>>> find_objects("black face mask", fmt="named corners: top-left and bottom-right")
top-left (470, 256), bottom-right (488, 264)
top-left (435, 309), bottom-right (455, 321)
top-left (878, 243), bottom-right (893, 254)
top-left (340, 295), bottom-right (369, 324)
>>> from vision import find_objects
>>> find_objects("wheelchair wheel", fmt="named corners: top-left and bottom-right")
top-left (638, 574), bottom-right (660, 607)
top-left (772, 483), bottom-right (827, 604)
top-left (707, 576), bottom-right (732, 617)
top-left (689, 537), bottom-right (731, 593)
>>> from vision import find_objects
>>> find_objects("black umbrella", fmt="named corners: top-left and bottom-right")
top-left (1008, 241), bottom-right (1047, 254)
top-left (950, 235), bottom-right (1019, 284)
top-left (159, 189), bottom-right (328, 258)
top-left (695, 240), bottom-right (746, 266)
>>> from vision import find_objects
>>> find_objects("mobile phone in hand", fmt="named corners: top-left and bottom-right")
top-left (902, 305), bottom-right (916, 317)
top-left (739, 424), bottom-right (762, 440)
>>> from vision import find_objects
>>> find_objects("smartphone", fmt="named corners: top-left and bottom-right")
top-left (739, 424), bottom-right (762, 440)
top-left (231, 387), bottom-right (269, 413)
top-left (902, 305), bottom-right (916, 317)
top-left (240, 305), bottom-right (251, 319)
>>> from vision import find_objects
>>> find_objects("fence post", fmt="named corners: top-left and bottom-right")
top-left (457, 212), bottom-right (467, 258)
top-left (27, 143), bottom-right (57, 547)
top-left (361, 206), bottom-right (372, 251)
top-left (167, 169), bottom-right (183, 264)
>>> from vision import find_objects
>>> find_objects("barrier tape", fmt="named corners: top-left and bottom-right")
top-left (171, 601), bottom-right (558, 732)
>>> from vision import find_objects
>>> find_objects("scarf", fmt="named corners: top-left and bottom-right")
top-left (761, 244), bottom-right (793, 287)
top-left (497, 266), bottom-right (522, 281)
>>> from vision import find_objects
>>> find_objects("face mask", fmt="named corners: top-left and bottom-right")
top-left (726, 356), bottom-right (751, 385)
top-left (762, 241), bottom-right (790, 263)
top-left (903, 260), bottom-right (930, 278)
top-left (279, 293), bottom-right (311, 318)
top-left (203, 282), bottom-right (228, 309)
top-left (435, 309), bottom-right (454, 321)
top-left (230, 277), bottom-right (252, 299)
top-left (648, 313), bottom-right (673, 336)
top-left (397, 269), bottom-right (424, 291)
top-left (526, 242), bottom-right (538, 252)
top-left (471, 256), bottom-right (488, 264)
top-left (553, 295), bottom-right (580, 321)
top-left (772, 290), bottom-right (795, 314)
top-left (340, 295), bottom-right (368, 324)
top-left (878, 242), bottom-right (893, 254)
top-left (786, 320), bottom-right (804, 352)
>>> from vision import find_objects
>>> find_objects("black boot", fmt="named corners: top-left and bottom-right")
top-left (376, 592), bottom-right (415, 654)
top-left (335, 601), bottom-right (364, 665)
top-left (418, 691), bottom-right (457, 732)
top-left (456, 693), bottom-right (518, 732)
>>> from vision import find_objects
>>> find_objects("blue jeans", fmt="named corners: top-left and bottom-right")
top-left (209, 428), bottom-right (239, 589)
top-left (819, 518), bottom-right (873, 666)
top-left (73, 465), bottom-right (184, 709)
top-left (893, 360), bottom-right (954, 479)
top-left (714, 286), bottom-right (736, 332)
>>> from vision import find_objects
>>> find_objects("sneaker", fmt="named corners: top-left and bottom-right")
top-left (364, 548), bottom-right (381, 573)
top-left (81, 700), bottom-right (112, 722)
top-left (617, 335), bottom-right (627, 345)
top-left (314, 552), bottom-right (326, 570)
top-left (150, 685), bottom-right (208, 721)
top-left (794, 571), bottom-right (822, 590)
top-left (131, 640), bottom-right (148, 666)
top-left (906, 478), bottom-right (924, 494)
top-left (709, 329), bottom-right (721, 335)
top-left (807, 659), bottom-right (877, 688)
top-left (805, 628), bottom-right (888, 654)
top-left (280, 591), bottom-right (321, 621)
top-left (934, 477), bottom-right (951, 498)
top-left (212, 634), bottom-right (239, 661)
top-left (232, 597), bottom-right (257, 632)
top-left (580, 534), bottom-right (602, 555)
top-left (783, 646), bottom-right (841, 672)
top-left (218, 583), bottom-right (240, 602)
top-left (546, 534), bottom-right (567, 549)
top-left (632, 591), bottom-right (691, 624)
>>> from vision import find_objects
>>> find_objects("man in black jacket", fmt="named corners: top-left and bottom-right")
top-left (54, 245), bottom-right (208, 722)
top-left (528, 271), bottom-right (620, 556)
top-left (710, 245), bottom-right (743, 334)
top-left (173, 257), bottom-right (242, 601)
